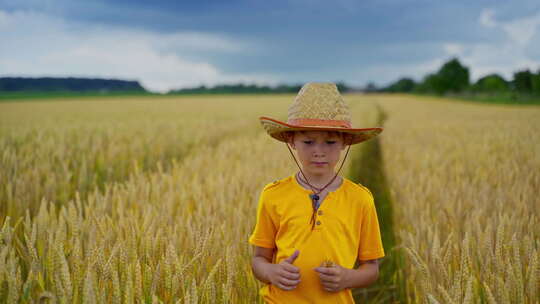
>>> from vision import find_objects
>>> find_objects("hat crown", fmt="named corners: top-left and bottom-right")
top-left (288, 82), bottom-right (351, 124)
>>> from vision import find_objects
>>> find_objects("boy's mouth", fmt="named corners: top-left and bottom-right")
top-left (311, 161), bottom-right (328, 166)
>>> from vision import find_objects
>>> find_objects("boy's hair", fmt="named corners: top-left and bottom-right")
top-left (284, 130), bottom-right (353, 145)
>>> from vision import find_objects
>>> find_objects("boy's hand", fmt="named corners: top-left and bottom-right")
top-left (314, 263), bottom-right (350, 292)
top-left (267, 250), bottom-right (301, 291)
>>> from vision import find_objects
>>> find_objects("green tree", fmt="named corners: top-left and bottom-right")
top-left (436, 58), bottom-right (470, 94)
top-left (531, 69), bottom-right (540, 94)
top-left (336, 82), bottom-right (351, 93)
top-left (473, 74), bottom-right (509, 92)
top-left (414, 58), bottom-right (470, 95)
top-left (416, 73), bottom-right (445, 94)
top-left (384, 77), bottom-right (416, 92)
top-left (513, 69), bottom-right (533, 92)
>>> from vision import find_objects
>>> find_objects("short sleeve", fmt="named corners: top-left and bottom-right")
top-left (358, 190), bottom-right (385, 260)
top-left (248, 187), bottom-right (277, 248)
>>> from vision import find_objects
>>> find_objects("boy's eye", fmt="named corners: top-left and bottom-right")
top-left (303, 140), bottom-right (313, 144)
top-left (326, 141), bottom-right (337, 145)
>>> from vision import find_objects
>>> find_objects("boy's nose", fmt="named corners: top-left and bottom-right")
top-left (312, 147), bottom-right (326, 156)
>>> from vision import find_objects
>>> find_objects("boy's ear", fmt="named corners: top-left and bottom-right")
top-left (343, 133), bottom-right (353, 147)
top-left (284, 131), bottom-right (296, 149)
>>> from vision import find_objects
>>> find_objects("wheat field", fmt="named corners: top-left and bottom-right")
top-left (0, 95), bottom-right (377, 303)
top-left (0, 94), bottom-right (538, 303)
top-left (374, 94), bottom-right (540, 303)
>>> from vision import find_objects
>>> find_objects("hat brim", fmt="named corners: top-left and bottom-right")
top-left (260, 116), bottom-right (382, 145)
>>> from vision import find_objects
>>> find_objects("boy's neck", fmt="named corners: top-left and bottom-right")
top-left (297, 171), bottom-right (342, 190)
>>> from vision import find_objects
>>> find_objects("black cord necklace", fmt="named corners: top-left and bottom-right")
top-left (296, 172), bottom-right (335, 204)
top-left (286, 143), bottom-right (351, 229)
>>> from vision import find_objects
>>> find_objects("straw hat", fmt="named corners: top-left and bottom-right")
top-left (260, 82), bottom-right (383, 145)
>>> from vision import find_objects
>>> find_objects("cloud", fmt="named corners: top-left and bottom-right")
top-left (443, 43), bottom-right (465, 56)
top-left (372, 8), bottom-right (540, 85)
top-left (500, 12), bottom-right (540, 46)
top-left (0, 9), bottom-right (276, 92)
top-left (479, 8), bottom-right (497, 28)
top-left (434, 8), bottom-right (540, 81)
top-left (356, 7), bottom-right (540, 86)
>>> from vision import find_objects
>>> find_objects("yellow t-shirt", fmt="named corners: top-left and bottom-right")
top-left (248, 175), bottom-right (385, 304)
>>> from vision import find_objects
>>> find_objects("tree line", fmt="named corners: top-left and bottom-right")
top-left (3, 61), bottom-right (539, 101)
top-left (379, 58), bottom-right (540, 97)
top-left (0, 77), bottom-right (145, 92)
top-left (0, 77), bottom-right (354, 95)
top-left (167, 82), bottom-right (351, 94)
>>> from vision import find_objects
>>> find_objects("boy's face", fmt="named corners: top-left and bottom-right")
top-left (288, 131), bottom-right (349, 177)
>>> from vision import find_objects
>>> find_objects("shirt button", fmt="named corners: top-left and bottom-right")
top-left (316, 220), bottom-right (321, 225)
top-left (318, 210), bottom-right (323, 216)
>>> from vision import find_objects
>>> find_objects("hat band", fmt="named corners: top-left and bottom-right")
top-left (287, 118), bottom-right (351, 128)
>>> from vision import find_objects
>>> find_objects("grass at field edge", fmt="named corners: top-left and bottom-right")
top-left (349, 105), bottom-right (405, 304)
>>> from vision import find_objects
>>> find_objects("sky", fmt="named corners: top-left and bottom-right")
top-left (1, 0), bottom-right (540, 92)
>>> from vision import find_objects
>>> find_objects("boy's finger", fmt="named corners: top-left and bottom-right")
top-left (321, 279), bottom-right (338, 288)
top-left (314, 267), bottom-right (336, 275)
top-left (277, 283), bottom-right (296, 291)
top-left (323, 283), bottom-right (338, 292)
top-left (283, 263), bottom-right (300, 273)
top-left (280, 270), bottom-right (300, 280)
top-left (284, 250), bottom-right (300, 264)
top-left (317, 272), bottom-right (337, 283)
top-left (279, 277), bottom-right (300, 287)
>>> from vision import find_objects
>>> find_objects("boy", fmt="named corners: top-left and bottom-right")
top-left (249, 82), bottom-right (385, 303)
